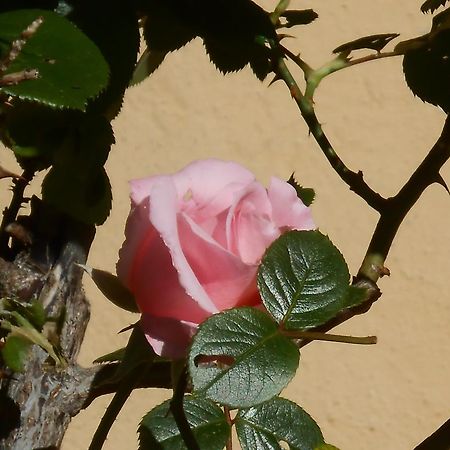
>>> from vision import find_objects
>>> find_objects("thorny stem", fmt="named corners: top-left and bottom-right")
top-left (358, 115), bottom-right (450, 282)
top-left (275, 42), bottom-right (450, 345)
top-left (0, 168), bottom-right (35, 256)
top-left (270, 0), bottom-right (290, 25)
top-left (88, 368), bottom-right (141, 450)
top-left (303, 50), bottom-right (401, 101)
top-left (279, 44), bottom-right (312, 77)
top-left (345, 50), bottom-right (400, 69)
top-left (273, 52), bottom-right (386, 211)
top-left (281, 43), bottom-right (400, 96)
top-left (170, 367), bottom-right (200, 450)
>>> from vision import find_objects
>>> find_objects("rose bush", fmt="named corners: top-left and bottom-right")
top-left (117, 159), bottom-right (314, 358)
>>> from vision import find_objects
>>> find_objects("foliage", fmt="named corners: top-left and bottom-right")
top-left (0, 1), bottom-right (448, 450)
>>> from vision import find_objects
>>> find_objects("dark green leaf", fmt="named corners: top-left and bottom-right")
top-left (42, 164), bottom-right (111, 224)
top-left (139, 396), bottom-right (230, 450)
top-left (279, 10), bottom-right (318, 28)
top-left (287, 174), bottom-right (315, 206)
top-left (41, 114), bottom-right (113, 224)
top-left (189, 308), bottom-right (299, 408)
top-left (258, 231), bottom-right (361, 330)
top-left (0, 9), bottom-right (109, 110)
top-left (63, 0), bottom-right (140, 117)
top-left (80, 266), bottom-right (139, 313)
top-left (200, 0), bottom-right (276, 79)
top-left (236, 397), bottom-right (324, 450)
top-left (2, 102), bottom-right (72, 169)
top-left (142, 0), bottom-right (276, 80)
top-left (1, 335), bottom-right (32, 372)
top-left (421, 0), bottom-right (449, 13)
top-left (143, 1), bottom-right (197, 53)
top-left (333, 33), bottom-right (399, 54)
top-left (400, 8), bottom-right (450, 112)
top-left (102, 325), bottom-right (155, 385)
top-left (344, 285), bottom-right (367, 308)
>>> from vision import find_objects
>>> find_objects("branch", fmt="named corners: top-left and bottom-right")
top-left (414, 417), bottom-right (450, 450)
top-left (0, 168), bottom-right (35, 256)
top-left (300, 115), bottom-right (450, 346)
top-left (170, 367), bottom-right (200, 450)
top-left (88, 369), bottom-right (141, 450)
top-left (81, 360), bottom-right (172, 409)
top-left (273, 52), bottom-right (386, 211)
top-left (358, 114), bottom-right (450, 282)
top-left (0, 210), bottom-right (95, 449)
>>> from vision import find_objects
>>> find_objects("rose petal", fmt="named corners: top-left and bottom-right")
top-left (116, 198), bottom-right (151, 284)
top-left (172, 158), bottom-right (255, 207)
top-left (148, 178), bottom-right (219, 315)
top-left (125, 221), bottom-right (211, 323)
top-left (268, 177), bottom-right (315, 230)
top-left (129, 159), bottom-right (255, 218)
top-left (129, 174), bottom-right (169, 206)
top-left (178, 212), bottom-right (261, 310)
top-left (226, 182), bottom-right (278, 264)
top-left (141, 313), bottom-right (197, 358)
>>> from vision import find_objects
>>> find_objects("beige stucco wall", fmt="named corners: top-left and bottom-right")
top-left (1, 1), bottom-right (449, 449)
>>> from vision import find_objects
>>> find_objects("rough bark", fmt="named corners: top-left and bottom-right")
top-left (0, 207), bottom-right (95, 449)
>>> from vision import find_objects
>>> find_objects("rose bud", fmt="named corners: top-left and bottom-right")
top-left (117, 159), bottom-right (314, 358)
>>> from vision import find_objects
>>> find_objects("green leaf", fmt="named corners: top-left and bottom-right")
top-left (0, 308), bottom-right (63, 366)
top-left (62, 0), bottom-right (140, 118)
top-left (21, 300), bottom-right (46, 331)
top-left (189, 308), bottom-right (299, 408)
top-left (287, 174), bottom-right (315, 206)
top-left (236, 397), bottom-right (324, 450)
top-left (201, 0), bottom-right (276, 80)
top-left (2, 298), bottom-right (47, 331)
top-left (399, 8), bottom-right (450, 112)
top-left (142, 0), bottom-right (277, 81)
top-left (78, 265), bottom-right (139, 313)
top-left (2, 102), bottom-right (72, 169)
top-left (100, 325), bottom-right (155, 386)
top-left (421, 0), bottom-right (449, 13)
top-left (279, 10), bottom-right (318, 28)
top-left (258, 231), bottom-right (360, 330)
top-left (42, 164), bottom-right (111, 224)
top-left (332, 33), bottom-right (399, 54)
top-left (139, 396), bottom-right (230, 450)
top-left (0, 9), bottom-right (109, 110)
top-left (143, 2), bottom-right (197, 53)
top-left (1, 335), bottom-right (32, 372)
top-left (41, 114), bottom-right (113, 224)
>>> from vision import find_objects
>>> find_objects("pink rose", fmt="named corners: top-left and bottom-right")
top-left (117, 159), bottom-right (314, 358)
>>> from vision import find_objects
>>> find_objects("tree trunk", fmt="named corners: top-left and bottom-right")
top-left (0, 203), bottom-right (95, 449)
